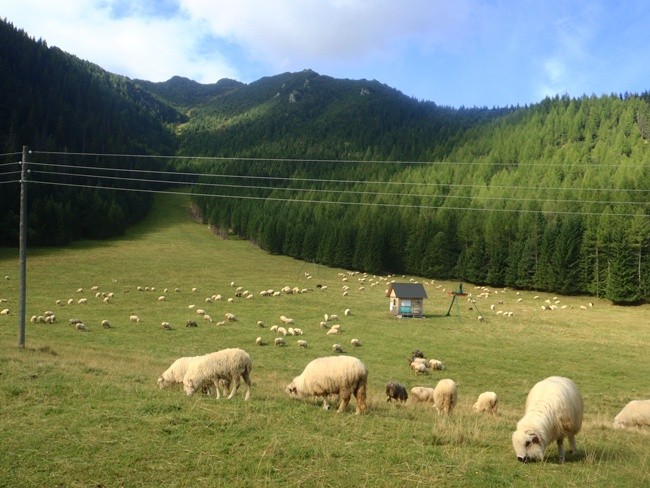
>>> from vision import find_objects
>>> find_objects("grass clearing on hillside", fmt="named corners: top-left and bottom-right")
top-left (1, 193), bottom-right (649, 487)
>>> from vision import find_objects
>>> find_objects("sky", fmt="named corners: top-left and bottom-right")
top-left (4, 0), bottom-right (650, 108)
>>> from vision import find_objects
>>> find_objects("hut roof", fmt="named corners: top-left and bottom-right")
top-left (388, 283), bottom-right (428, 299)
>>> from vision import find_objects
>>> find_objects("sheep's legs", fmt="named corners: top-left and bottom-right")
top-left (337, 391), bottom-right (351, 412)
top-left (227, 376), bottom-right (240, 399)
top-left (242, 371), bottom-right (252, 400)
top-left (557, 437), bottom-right (566, 463)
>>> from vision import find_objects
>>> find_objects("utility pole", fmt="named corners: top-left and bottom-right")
top-left (18, 145), bottom-right (28, 348)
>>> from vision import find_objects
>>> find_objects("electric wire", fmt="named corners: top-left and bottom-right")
top-left (28, 168), bottom-right (649, 207)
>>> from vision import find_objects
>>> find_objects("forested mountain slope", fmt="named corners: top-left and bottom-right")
top-left (0, 19), bottom-right (179, 245)
top-left (1, 18), bottom-right (648, 303)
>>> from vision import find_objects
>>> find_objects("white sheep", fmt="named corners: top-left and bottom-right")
top-left (129, 314), bottom-right (140, 323)
top-left (75, 322), bottom-right (87, 331)
top-left (411, 361), bottom-right (429, 374)
top-left (203, 314), bottom-right (212, 323)
top-left (332, 343), bottom-right (344, 353)
top-left (410, 386), bottom-right (436, 403)
top-left (293, 328), bottom-right (303, 335)
top-left (433, 378), bottom-right (458, 415)
top-left (101, 319), bottom-right (111, 329)
top-left (255, 337), bottom-right (264, 346)
top-left (473, 391), bottom-right (499, 414)
top-left (428, 359), bottom-right (444, 371)
top-left (350, 338), bottom-right (362, 347)
top-left (161, 321), bottom-right (173, 330)
top-left (77, 298), bottom-right (87, 304)
top-left (274, 337), bottom-right (286, 346)
top-left (296, 339), bottom-right (308, 348)
top-left (344, 308), bottom-right (352, 316)
top-left (326, 327), bottom-right (340, 335)
top-left (613, 400), bottom-right (650, 429)
top-left (158, 356), bottom-right (203, 389)
top-left (512, 376), bottom-right (583, 463)
top-left (286, 355), bottom-right (368, 414)
top-left (183, 348), bottom-right (252, 400)
top-left (277, 326), bottom-right (288, 336)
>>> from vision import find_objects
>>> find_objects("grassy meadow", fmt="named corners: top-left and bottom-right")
top-left (0, 193), bottom-right (648, 487)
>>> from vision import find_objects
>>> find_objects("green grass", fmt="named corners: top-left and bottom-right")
top-left (0, 193), bottom-right (649, 487)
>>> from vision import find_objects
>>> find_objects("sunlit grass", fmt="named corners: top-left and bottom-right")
top-left (0, 192), bottom-right (648, 487)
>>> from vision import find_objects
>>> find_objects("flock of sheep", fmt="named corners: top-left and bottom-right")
top-left (2, 272), bottom-right (648, 465)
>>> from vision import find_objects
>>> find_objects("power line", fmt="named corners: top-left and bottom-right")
top-left (28, 169), bottom-right (649, 207)
top-left (29, 149), bottom-right (643, 168)
top-left (0, 152), bottom-right (21, 158)
top-left (27, 160), bottom-right (650, 194)
top-left (28, 180), bottom-right (647, 218)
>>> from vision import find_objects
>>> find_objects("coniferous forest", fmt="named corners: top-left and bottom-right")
top-left (1, 19), bottom-right (649, 304)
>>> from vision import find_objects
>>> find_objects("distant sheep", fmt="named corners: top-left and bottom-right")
top-left (286, 355), bottom-right (368, 414)
top-left (512, 376), bottom-right (583, 463)
top-left (183, 348), bottom-right (252, 400)
top-left (186, 320), bottom-right (198, 328)
top-left (410, 386), bottom-right (435, 403)
top-left (75, 322), bottom-right (87, 331)
top-left (161, 321), bottom-right (173, 330)
top-left (344, 308), bottom-right (351, 316)
top-left (385, 381), bottom-right (408, 402)
top-left (203, 314), bottom-right (212, 323)
top-left (428, 359), bottom-right (444, 371)
top-left (296, 339), bottom-right (308, 348)
top-left (101, 319), bottom-right (111, 329)
top-left (277, 326), bottom-right (288, 336)
top-left (274, 337), bottom-right (286, 346)
top-left (473, 391), bottom-right (499, 414)
top-left (255, 337), bottom-right (264, 346)
top-left (332, 343), bottom-right (344, 353)
top-left (411, 361), bottom-right (429, 374)
top-left (350, 338), bottom-right (362, 347)
top-left (433, 379), bottom-right (458, 415)
top-left (129, 314), bottom-right (140, 323)
top-left (613, 400), bottom-right (650, 429)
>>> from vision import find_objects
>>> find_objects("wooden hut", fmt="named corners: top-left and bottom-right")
top-left (387, 283), bottom-right (428, 318)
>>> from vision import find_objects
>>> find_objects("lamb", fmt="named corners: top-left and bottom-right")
top-left (613, 400), bottom-right (650, 429)
top-left (428, 359), bottom-right (445, 371)
top-left (385, 381), bottom-right (408, 402)
top-left (511, 376), bottom-right (583, 463)
top-left (433, 378), bottom-right (458, 415)
top-left (286, 355), bottom-right (368, 414)
top-left (158, 355), bottom-right (202, 389)
top-left (410, 386), bottom-right (436, 403)
top-left (473, 391), bottom-right (499, 414)
top-left (183, 348), bottom-right (252, 400)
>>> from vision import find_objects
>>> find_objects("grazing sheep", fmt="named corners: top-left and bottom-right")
top-left (473, 391), bottom-right (499, 414)
top-left (274, 337), bottom-right (286, 346)
top-left (255, 337), bottom-right (264, 346)
top-left (411, 361), bottom-right (429, 374)
top-left (385, 381), bottom-right (408, 402)
top-left (224, 313), bottom-right (237, 321)
top-left (410, 386), bottom-right (436, 403)
top-left (75, 322), bottom-right (87, 331)
top-left (613, 400), bottom-right (650, 429)
top-left (326, 327), bottom-right (340, 335)
top-left (344, 308), bottom-right (352, 316)
top-left (77, 298), bottom-right (88, 304)
top-left (196, 308), bottom-right (206, 315)
top-left (293, 328), bottom-right (303, 335)
top-left (183, 348), bottom-right (252, 400)
top-left (433, 379), bottom-right (458, 415)
top-left (410, 349), bottom-right (425, 362)
top-left (512, 376), bottom-right (583, 463)
top-left (158, 356), bottom-right (202, 389)
top-left (286, 355), bottom-right (368, 414)
top-left (186, 320), bottom-right (198, 328)
top-left (297, 339), bottom-right (308, 348)
top-left (270, 325), bottom-right (279, 333)
top-left (332, 343), bottom-right (344, 353)
top-left (101, 319), bottom-right (111, 329)
top-left (350, 338), bottom-right (362, 347)
top-left (161, 321), bottom-right (173, 330)
top-left (203, 314), bottom-right (212, 323)
top-left (428, 359), bottom-right (445, 371)
top-left (257, 321), bottom-right (265, 328)
top-left (277, 326), bottom-right (288, 336)
top-left (129, 314), bottom-right (140, 323)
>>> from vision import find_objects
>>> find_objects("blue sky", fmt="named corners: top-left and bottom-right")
top-left (4, 0), bottom-right (650, 108)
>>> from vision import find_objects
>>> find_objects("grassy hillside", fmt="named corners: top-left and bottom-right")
top-left (0, 192), bottom-right (648, 487)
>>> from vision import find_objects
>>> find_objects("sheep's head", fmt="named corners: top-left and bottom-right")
top-left (157, 376), bottom-right (168, 389)
top-left (183, 378), bottom-right (198, 396)
top-left (511, 429), bottom-right (545, 462)
top-left (285, 381), bottom-right (300, 398)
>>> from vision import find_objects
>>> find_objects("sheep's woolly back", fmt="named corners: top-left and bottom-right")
top-left (286, 355), bottom-right (368, 413)
top-left (613, 399), bottom-right (650, 428)
top-left (433, 379), bottom-right (458, 414)
top-left (410, 386), bottom-right (435, 402)
top-left (473, 391), bottom-right (499, 414)
top-left (183, 348), bottom-right (252, 398)
top-left (158, 355), bottom-right (202, 388)
top-left (512, 376), bottom-right (583, 461)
